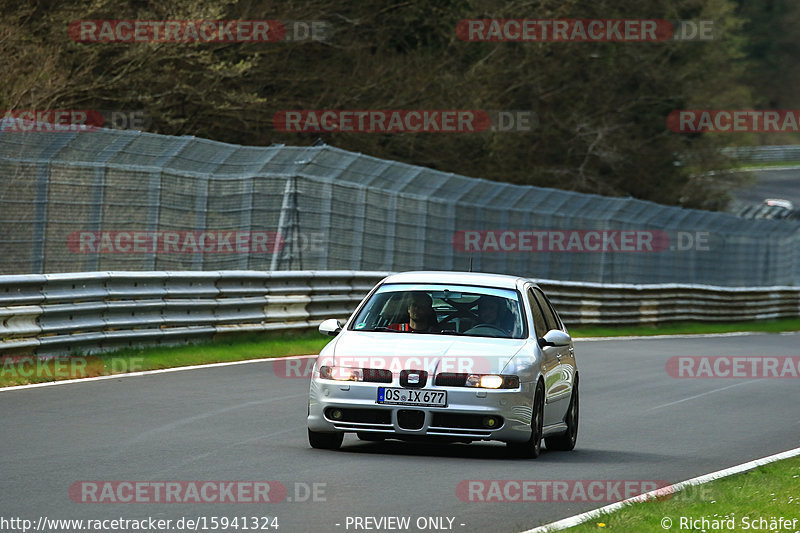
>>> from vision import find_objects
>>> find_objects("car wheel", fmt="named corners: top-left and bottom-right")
top-left (357, 432), bottom-right (386, 441)
top-left (545, 378), bottom-right (579, 451)
top-left (507, 381), bottom-right (544, 459)
top-left (308, 429), bottom-right (344, 450)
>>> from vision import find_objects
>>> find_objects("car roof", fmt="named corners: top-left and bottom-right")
top-left (381, 271), bottom-right (530, 290)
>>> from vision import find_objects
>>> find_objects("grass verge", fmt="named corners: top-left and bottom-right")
top-left (558, 455), bottom-right (800, 532)
top-left (2, 318), bottom-right (799, 388)
top-left (569, 317), bottom-right (800, 338)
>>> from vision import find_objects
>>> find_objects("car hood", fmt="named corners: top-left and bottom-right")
top-left (325, 332), bottom-right (528, 375)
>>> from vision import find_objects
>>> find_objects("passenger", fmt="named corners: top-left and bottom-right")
top-left (388, 291), bottom-right (440, 333)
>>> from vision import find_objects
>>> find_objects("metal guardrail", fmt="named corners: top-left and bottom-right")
top-left (723, 145), bottom-right (800, 163)
top-left (538, 279), bottom-right (800, 326)
top-left (0, 271), bottom-right (386, 357)
top-left (1, 271), bottom-right (798, 357)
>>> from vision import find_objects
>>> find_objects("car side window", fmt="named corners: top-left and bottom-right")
top-left (526, 289), bottom-right (548, 338)
top-left (541, 292), bottom-right (564, 330)
top-left (532, 288), bottom-right (559, 332)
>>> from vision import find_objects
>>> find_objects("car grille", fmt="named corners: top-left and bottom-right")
top-left (361, 368), bottom-right (393, 383)
top-left (434, 372), bottom-right (468, 386)
top-left (399, 369), bottom-right (428, 388)
top-left (397, 409), bottom-right (425, 430)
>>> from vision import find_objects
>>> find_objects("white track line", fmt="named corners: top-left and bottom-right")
top-left (647, 381), bottom-right (753, 411)
top-left (522, 446), bottom-right (800, 533)
top-left (0, 354), bottom-right (316, 392)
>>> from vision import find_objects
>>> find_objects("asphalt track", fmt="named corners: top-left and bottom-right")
top-left (2, 333), bottom-right (799, 533)
top-left (734, 167), bottom-right (800, 207)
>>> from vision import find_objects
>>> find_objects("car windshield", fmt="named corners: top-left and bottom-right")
top-left (350, 283), bottom-right (526, 339)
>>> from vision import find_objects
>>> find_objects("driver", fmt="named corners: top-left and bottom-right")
top-left (388, 291), bottom-right (440, 333)
top-left (476, 295), bottom-right (513, 334)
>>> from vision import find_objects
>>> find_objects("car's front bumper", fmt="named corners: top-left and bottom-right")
top-left (307, 378), bottom-right (536, 443)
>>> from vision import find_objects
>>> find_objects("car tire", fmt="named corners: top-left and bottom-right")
top-left (308, 429), bottom-right (344, 450)
top-left (356, 432), bottom-right (386, 441)
top-left (545, 378), bottom-right (579, 451)
top-left (507, 381), bottom-right (544, 459)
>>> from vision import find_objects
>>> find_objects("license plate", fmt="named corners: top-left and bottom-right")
top-left (377, 387), bottom-right (447, 407)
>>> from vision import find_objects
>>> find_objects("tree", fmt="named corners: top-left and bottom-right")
top-left (0, 0), bottom-right (760, 209)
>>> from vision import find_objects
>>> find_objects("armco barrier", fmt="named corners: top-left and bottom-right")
top-left (538, 280), bottom-right (800, 325)
top-left (0, 271), bottom-right (798, 357)
top-left (723, 145), bottom-right (800, 163)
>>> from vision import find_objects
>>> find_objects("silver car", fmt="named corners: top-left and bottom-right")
top-left (307, 271), bottom-right (578, 458)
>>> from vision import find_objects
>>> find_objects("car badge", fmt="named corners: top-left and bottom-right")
top-left (408, 373), bottom-right (420, 384)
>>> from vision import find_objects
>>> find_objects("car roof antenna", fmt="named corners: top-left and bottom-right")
top-left (468, 255), bottom-right (473, 272)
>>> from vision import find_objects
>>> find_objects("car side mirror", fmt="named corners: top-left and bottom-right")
top-left (538, 329), bottom-right (571, 348)
top-left (318, 318), bottom-right (343, 337)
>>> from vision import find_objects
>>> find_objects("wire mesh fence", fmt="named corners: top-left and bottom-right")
top-left (1, 127), bottom-right (799, 285)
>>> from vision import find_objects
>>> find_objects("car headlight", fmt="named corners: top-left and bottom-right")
top-left (465, 374), bottom-right (520, 389)
top-left (318, 366), bottom-right (393, 383)
top-left (319, 365), bottom-right (362, 381)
